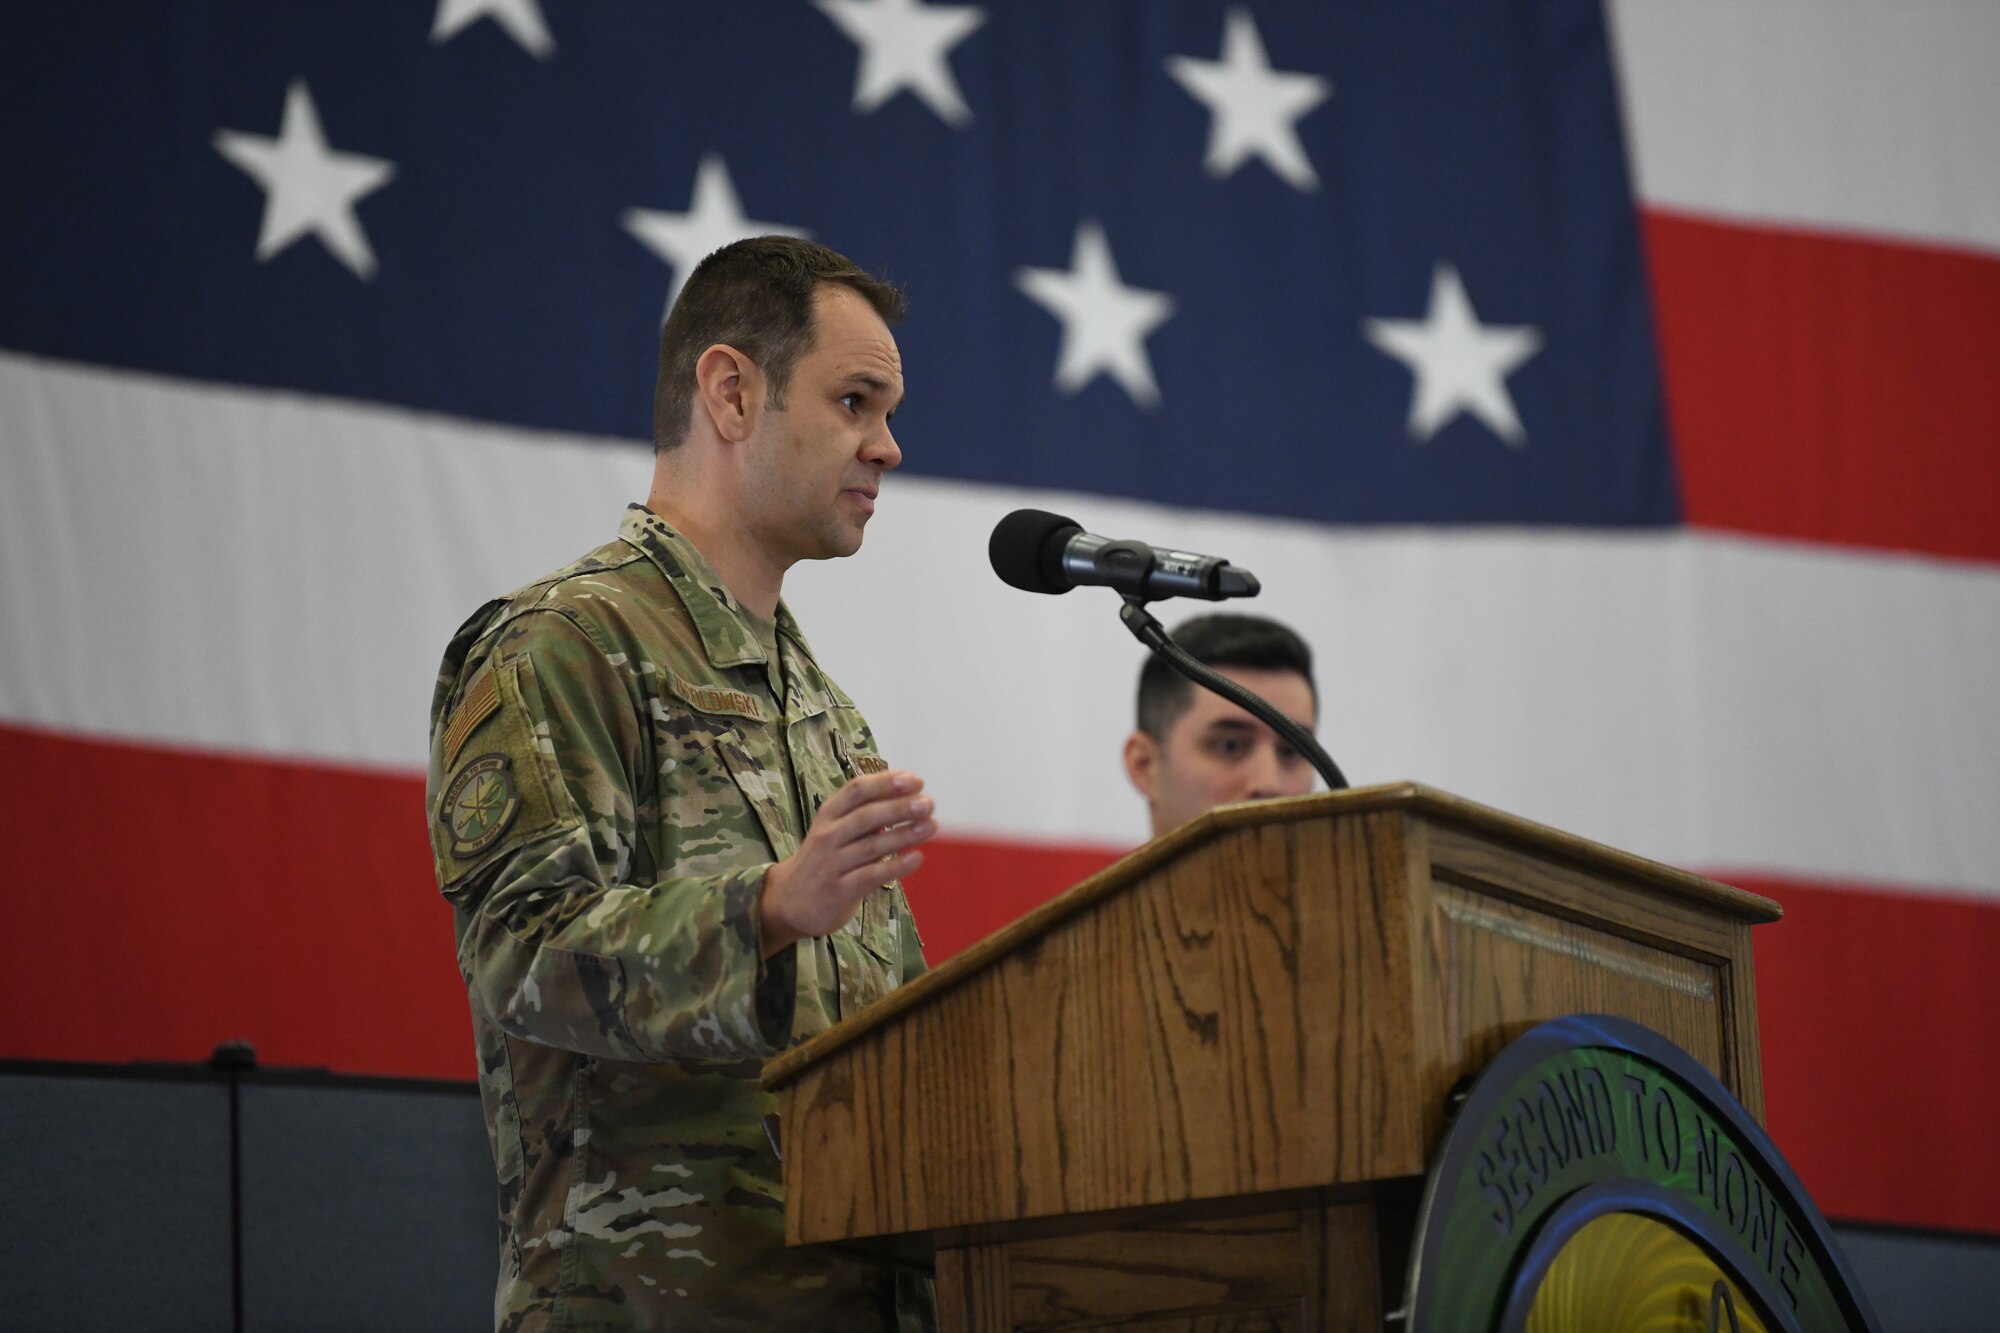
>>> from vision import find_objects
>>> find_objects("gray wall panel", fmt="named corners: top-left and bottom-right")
top-left (1833, 1221), bottom-right (2000, 1333)
top-left (12, 1065), bottom-right (2000, 1333)
top-left (238, 1082), bottom-right (493, 1333)
top-left (0, 1074), bottom-right (234, 1332)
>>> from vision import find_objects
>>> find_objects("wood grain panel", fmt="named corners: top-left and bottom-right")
top-left (1061, 1314), bottom-right (1299, 1333)
top-left (1009, 1208), bottom-right (1306, 1330)
top-left (1301, 1202), bottom-right (1381, 1333)
top-left (1427, 823), bottom-right (1742, 963)
top-left (1724, 921), bottom-right (1767, 1122)
top-left (938, 1242), bottom-right (1012, 1333)
top-left (765, 784), bottom-right (1777, 1092)
top-left (782, 813), bottom-right (1429, 1242)
top-left (773, 788), bottom-right (1778, 1266)
top-left (1424, 877), bottom-right (1726, 1139)
top-left (1322, 815), bottom-right (1424, 1186)
top-left (1418, 817), bottom-right (1769, 1134)
top-left (1051, 1314), bottom-right (1298, 1333)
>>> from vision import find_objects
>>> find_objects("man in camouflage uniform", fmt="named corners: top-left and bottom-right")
top-left (426, 238), bottom-right (938, 1330)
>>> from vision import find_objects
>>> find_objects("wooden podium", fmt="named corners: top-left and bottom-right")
top-left (762, 784), bottom-right (1782, 1331)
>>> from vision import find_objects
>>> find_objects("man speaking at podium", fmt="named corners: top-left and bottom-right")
top-left (426, 238), bottom-right (937, 1330)
top-left (1122, 613), bottom-right (1321, 838)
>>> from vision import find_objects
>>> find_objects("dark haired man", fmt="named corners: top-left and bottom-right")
top-left (1122, 613), bottom-right (1320, 838)
top-left (426, 237), bottom-right (936, 1329)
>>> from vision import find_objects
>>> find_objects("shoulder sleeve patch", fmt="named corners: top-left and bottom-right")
top-left (430, 655), bottom-right (575, 890)
top-left (666, 670), bottom-right (765, 722)
top-left (440, 751), bottom-right (522, 857)
top-left (439, 672), bottom-right (502, 769)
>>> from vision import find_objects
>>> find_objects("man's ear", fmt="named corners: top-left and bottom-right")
top-left (692, 343), bottom-right (763, 444)
top-left (1123, 730), bottom-right (1158, 800)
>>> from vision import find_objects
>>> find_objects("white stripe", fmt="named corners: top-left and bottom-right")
top-left (1609, 0), bottom-right (2000, 255)
top-left (0, 352), bottom-right (650, 772)
top-left (5, 352), bottom-right (1999, 898)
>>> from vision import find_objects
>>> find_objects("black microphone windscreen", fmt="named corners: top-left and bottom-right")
top-left (989, 508), bottom-right (1081, 594)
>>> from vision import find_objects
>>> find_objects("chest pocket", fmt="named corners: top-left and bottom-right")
top-left (651, 674), bottom-right (797, 872)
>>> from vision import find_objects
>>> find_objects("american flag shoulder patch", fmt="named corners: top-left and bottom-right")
top-left (440, 672), bottom-right (501, 768)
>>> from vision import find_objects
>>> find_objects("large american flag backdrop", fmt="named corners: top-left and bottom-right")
top-left (4, 1), bottom-right (1996, 1237)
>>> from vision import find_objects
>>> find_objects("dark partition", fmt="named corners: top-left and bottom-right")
top-left (1, 1061), bottom-right (492, 1332)
top-left (5, 1061), bottom-right (1998, 1332)
top-left (1832, 1221), bottom-right (2000, 1333)
top-left (239, 1080), bottom-right (493, 1332)
top-left (0, 1069), bottom-right (234, 1332)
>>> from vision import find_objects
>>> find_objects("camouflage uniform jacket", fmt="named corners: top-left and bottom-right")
top-left (426, 505), bottom-right (929, 1331)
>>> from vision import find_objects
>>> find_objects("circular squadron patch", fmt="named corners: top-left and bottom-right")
top-left (441, 753), bottom-right (522, 857)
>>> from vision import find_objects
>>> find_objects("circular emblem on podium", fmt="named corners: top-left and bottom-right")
top-left (1403, 1016), bottom-right (1881, 1333)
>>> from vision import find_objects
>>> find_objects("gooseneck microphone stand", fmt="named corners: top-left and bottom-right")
top-left (1119, 598), bottom-right (1350, 792)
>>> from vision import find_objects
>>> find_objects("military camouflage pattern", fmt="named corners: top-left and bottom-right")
top-left (427, 505), bottom-right (932, 1331)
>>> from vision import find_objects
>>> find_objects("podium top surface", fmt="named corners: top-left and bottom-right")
top-left (763, 782), bottom-right (1781, 1091)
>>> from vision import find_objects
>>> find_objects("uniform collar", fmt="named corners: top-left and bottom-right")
top-left (618, 505), bottom-right (825, 696)
top-left (619, 504), bottom-right (771, 670)
top-left (772, 604), bottom-right (838, 723)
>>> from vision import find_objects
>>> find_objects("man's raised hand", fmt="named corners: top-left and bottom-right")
top-left (758, 770), bottom-right (935, 957)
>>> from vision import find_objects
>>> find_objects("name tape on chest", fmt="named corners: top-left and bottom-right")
top-left (669, 672), bottom-right (766, 723)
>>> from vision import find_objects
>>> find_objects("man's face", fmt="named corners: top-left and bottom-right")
top-left (1124, 666), bottom-right (1318, 839)
top-left (742, 284), bottom-right (904, 564)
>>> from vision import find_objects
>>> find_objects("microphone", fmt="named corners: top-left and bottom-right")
top-left (988, 509), bottom-right (1261, 603)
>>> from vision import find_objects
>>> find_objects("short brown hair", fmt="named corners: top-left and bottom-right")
top-left (1137, 614), bottom-right (1316, 740)
top-left (651, 236), bottom-right (907, 451)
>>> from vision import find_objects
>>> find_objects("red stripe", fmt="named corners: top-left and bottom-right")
top-left (1742, 872), bottom-right (2000, 1235)
top-left (1642, 208), bottom-right (2000, 565)
top-left (0, 721), bottom-right (1120, 1082)
top-left (902, 834), bottom-right (1122, 961)
top-left (0, 722), bottom-right (474, 1080)
top-left (6, 724), bottom-right (1997, 1232)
